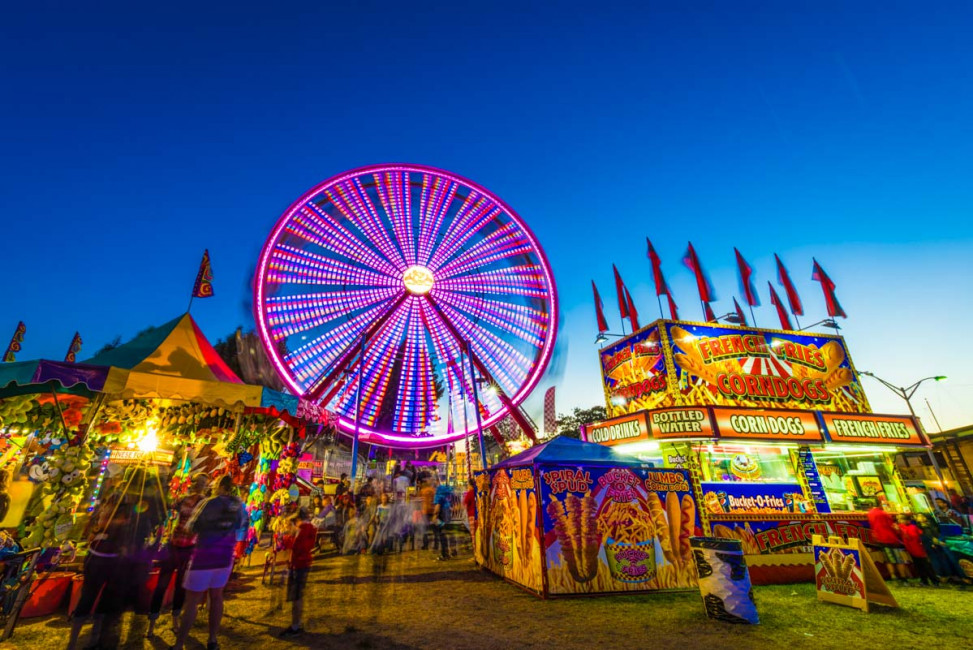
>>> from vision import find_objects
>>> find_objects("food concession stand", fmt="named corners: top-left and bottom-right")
top-left (583, 319), bottom-right (932, 583)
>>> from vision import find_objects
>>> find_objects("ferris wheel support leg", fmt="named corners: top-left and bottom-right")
top-left (465, 340), bottom-right (488, 471)
top-left (349, 335), bottom-right (367, 487)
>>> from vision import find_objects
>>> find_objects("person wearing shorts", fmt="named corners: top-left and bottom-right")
top-left (280, 508), bottom-right (316, 638)
top-left (172, 475), bottom-right (247, 650)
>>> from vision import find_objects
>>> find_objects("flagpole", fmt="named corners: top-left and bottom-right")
top-left (748, 304), bottom-right (757, 328)
top-left (793, 314), bottom-right (802, 330)
top-left (656, 294), bottom-right (664, 320)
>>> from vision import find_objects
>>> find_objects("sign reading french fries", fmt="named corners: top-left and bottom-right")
top-left (820, 413), bottom-right (927, 446)
top-left (812, 535), bottom-right (897, 612)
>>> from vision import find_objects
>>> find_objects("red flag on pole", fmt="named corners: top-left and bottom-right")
top-left (543, 387), bottom-right (556, 437)
top-left (775, 254), bottom-right (804, 317)
top-left (732, 298), bottom-right (748, 326)
top-left (682, 242), bottom-right (715, 303)
top-left (666, 292), bottom-right (680, 321)
top-left (192, 249), bottom-right (215, 298)
top-left (591, 281), bottom-right (609, 333)
top-left (624, 286), bottom-right (640, 332)
top-left (768, 282), bottom-right (794, 330)
top-left (612, 265), bottom-right (629, 321)
top-left (646, 238), bottom-right (668, 297)
top-left (703, 302), bottom-right (717, 322)
top-left (64, 332), bottom-right (83, 363)
top-left (3, 322), bottom-right (26, 363)
top-left (734, 248), bottom-right (760, 307)
top-left (811, 259), bottom-right (847, 318)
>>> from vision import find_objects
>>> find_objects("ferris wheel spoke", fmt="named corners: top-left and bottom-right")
top-left (327, 178), bottom-right (407, 269)
top-left (285, 298), bottom-right (399, 386)
top-left (299, 202), bottom-right (402, 279)
top-left (269, 245), bottom-right (401, 289)
top-left (435, 264), bottom-right (549, 297)
top-left (417, 173), bottom-right (457, 267)
top-left (431, 300), bottom-right (529, 396)
top-left (418, 299), bottom-right (469, 405)
top-left (374, 171), bottom-right (416, 266)
top-left (266, 287), bottom-right (401, 338)
top-left (437, 223), bottom-right (533, 278)
top-left (388, 300), bottom-right (436, 432)
top-left (356, 299), bottom-right (412, 424)
top-left (427, 192), bottom-right (500, 271)
top-left (431, 289), bottom-right (547, 348)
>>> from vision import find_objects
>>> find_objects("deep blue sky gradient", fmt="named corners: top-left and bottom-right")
top-left (2, 1), bottom-right (971, 428)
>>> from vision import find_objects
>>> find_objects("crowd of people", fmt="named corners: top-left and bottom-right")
top-left (67, 468), bottom-right (247, 650)
top-left (868, 495), bottom-right (973, 587)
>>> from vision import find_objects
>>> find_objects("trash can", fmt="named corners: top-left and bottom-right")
top-left (690, 537), bottom-right (759, 624)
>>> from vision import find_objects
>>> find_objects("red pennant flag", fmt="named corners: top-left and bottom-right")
top-left (3, 321), bottom-right (26, 363)
top-left (192, 249), bottom-right (215, 299)
top-left (768, 282), bottom-right (794, 330)
top-left (591, 281), bottom-right (609, 333)
top-left (612, 265), bottom-right (629, 321)
top-left (732, 298), bottom-right (748, 326)
top-left (774, 254), bottom-right (804, 317)
top-left (735, 248), bottom-right (760, 307)
top-left (666, 292), bottom-right (680, 321)
top-left (624, 286), bottom-right (640, 332)
top-left (683, 242), bottom-right (716, 304)
top-left (64, 331), bottom-right (83, 363)
top-left (646, 238), bottom-right (668, 297)
top-left (543, 387), bottom-right (556, 437)
top-left (811, 259), bottom-right (847, 318)
top-left (703, 302), bottom-right (717, 322)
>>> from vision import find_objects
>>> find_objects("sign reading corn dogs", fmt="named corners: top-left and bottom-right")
top-left (538, 464), bottom-right (700, 595)
top-left (813, 535), bottom-right (897, 612)
top-left (711, 407), bottom-right (824, 443)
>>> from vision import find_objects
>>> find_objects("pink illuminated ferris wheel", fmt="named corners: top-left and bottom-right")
top-left (254, 164), bottom-right (558, 448)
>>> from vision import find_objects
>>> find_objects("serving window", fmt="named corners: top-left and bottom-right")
top-left (696, 444), bottom-right (799, 483)
top-left (811, 450), bottom-right (905, 512)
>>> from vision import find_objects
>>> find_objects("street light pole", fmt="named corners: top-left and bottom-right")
top-left (860, 371), bottom-right (949, 496)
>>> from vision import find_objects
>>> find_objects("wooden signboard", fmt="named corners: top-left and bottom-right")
top-left (812, 535), bottom-right (898, 612)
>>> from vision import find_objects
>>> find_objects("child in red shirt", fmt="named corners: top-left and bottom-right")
top-left (897, 514), bottom-right (938, 586)
top-left (280, 509), bottom-right (317, 637)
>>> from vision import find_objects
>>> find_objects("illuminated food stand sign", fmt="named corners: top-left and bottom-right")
top-left (584, 412), bottom-right (650, 446)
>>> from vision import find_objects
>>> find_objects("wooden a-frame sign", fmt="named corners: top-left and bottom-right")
top-left (812, 535), bottom-right (898, 613)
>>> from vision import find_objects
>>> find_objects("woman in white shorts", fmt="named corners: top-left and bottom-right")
top-left (171, 475), bottom-right (247, 650)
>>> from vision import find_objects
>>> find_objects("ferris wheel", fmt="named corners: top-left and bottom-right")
top-left (254, 164), bottom-right (558, 448)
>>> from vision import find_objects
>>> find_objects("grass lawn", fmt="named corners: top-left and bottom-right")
top-left (5, 543), bottom-right (972, 649)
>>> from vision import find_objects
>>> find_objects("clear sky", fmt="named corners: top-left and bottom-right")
top-left (2, 1), bottom-right (971, 430)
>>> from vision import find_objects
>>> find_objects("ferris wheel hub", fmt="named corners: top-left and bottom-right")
top-left (402, 265), bottom-right (435, 295)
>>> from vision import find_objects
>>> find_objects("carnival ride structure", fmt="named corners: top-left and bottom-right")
top-left (254, 163), bottom-right (558, 451)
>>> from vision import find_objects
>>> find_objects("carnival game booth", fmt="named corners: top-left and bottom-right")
top-left (584, 319), bottom-right (932, 584)
top-left (0, 314), bottom-right (328, 630)
top-left (475, 436), bottom-right (700, 598)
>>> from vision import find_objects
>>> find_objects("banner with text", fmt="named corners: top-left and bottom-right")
top-left (664, 322), bottom-right (870, 414)
top-left (599, 325), bottom-right (668, 417)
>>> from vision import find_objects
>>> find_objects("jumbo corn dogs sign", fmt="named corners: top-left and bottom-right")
top-left (601, 320), bottom-right (872, 417)
top-left (539, 466), bottom-right (700, 595)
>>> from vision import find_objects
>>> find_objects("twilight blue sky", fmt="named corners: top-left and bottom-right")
top-left (2, 1), bottom-right (971, 429)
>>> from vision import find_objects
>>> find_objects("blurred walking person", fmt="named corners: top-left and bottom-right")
top-left (147, 473), bottom-right (209, 637)
top-left (279, 508), bottom-right (316, 637)
top-left (171, 474), bottom-right (247, 650)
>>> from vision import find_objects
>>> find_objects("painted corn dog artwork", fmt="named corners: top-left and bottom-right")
top-left (474, 467), bottom-right (543, 592)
